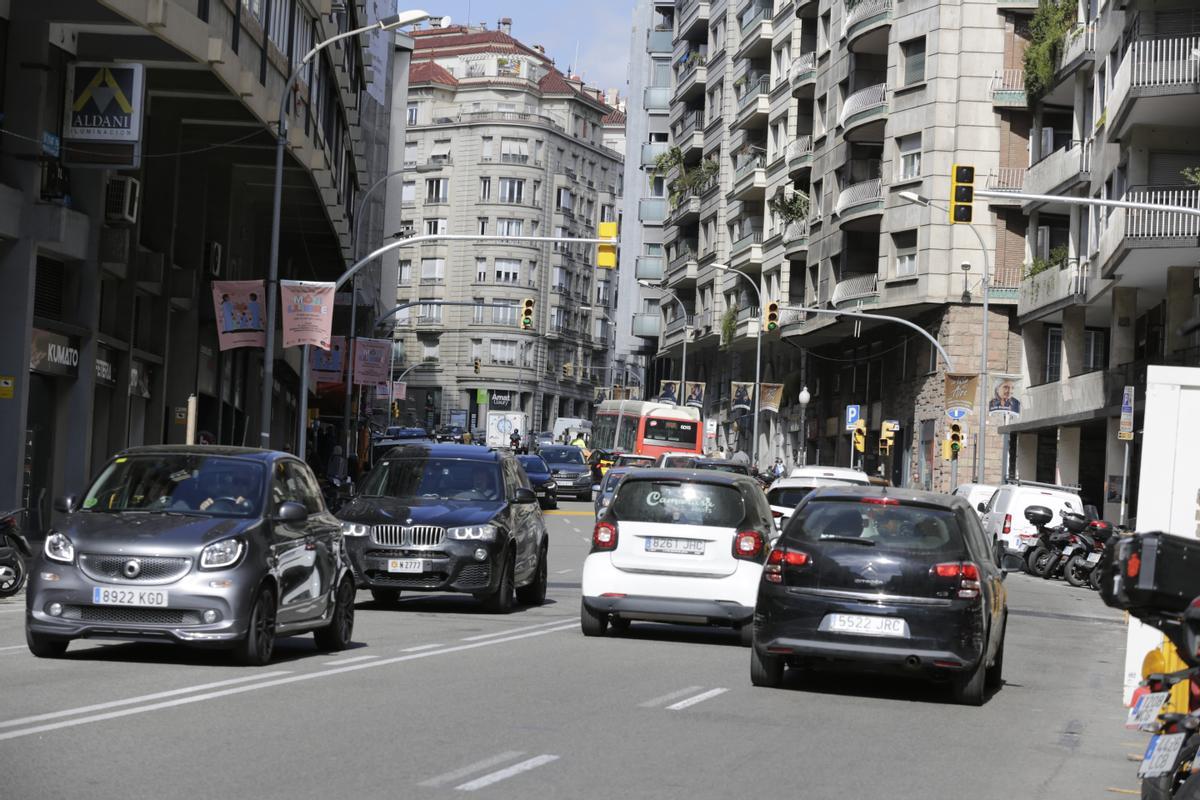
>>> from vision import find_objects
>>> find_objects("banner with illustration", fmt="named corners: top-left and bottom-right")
top-left (988, 374), bottom-right (1023, 418)
top-left (281, 280), bottom-right (335, 349)
top-left (309, 336), bottom-right (346, 384)
top-left (610, 386), bottom-right (641, 401)
top-left (375, 380), bottom-right (406, 401)
top-left (594, 386), bottom-right (610, 404)
top-left (684, 381), bottom-right (705, 408)
top-left (759, 383), bottom-right (784, 414)
top-left (944, 372), bottom-right (979, 413)
top-left (212, 280), bottom-right (266, 351)
top-left (352, 337), bottom-right (390, 386)
top-left (731, 382), bottom-right (754, 413)
top-left (657, 380), bottom-right (682, 405)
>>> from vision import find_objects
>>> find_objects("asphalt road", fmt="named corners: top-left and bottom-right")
top-left (0, 500), bottom-right (1145, 799)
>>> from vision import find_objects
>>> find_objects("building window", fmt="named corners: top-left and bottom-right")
top-left (397, 259), bottom-right (412, 285)
top-left (403, 141), bottom-right (417, 165)
top-left (479, 177), bottom-right (491, 201)
top-left (497, 218), bottom-right (523, 237)
top-left (553, 266), bottom-right (568, 291)
top-left (1045, 325), bottom-right (1063, 383)
top-left (430, 139), bottom-right (452, 163)
top-left (406, 103), bottom-right (418, 125)
top-left (481, 136), bottom-right (494, 160)
top-left (1085, 328), bottom-right (1108, 373)
top-left (648, 176), bottom-right (666, 198)
top-left (401, 181), bottom-right (415, 204)
top-left (478, 218), bottom-right (488, 235)
top-left (424, 218), bottom-right (447, 236)
top-left (555, 187), bottom-right (574, 211)
top-left (418, 300), bottom-right (442, 323)
top-left (897, 134), bottom-right (922, 180)
top-left (471, 338), bottom-right (483, 359)
top-left (500, 138), bottom-right (529, 163)
top-left (492, 302), bottom-right (517, 326)
top-left (893, 230), bottom-right (917, 277)
top-left (425, 178), bottom-right (449, 203)
top-left (927, 329), bottom-right (939, 373)
top-left (472, 298), bottom-right (485, 324)
top-left (476, 258), bottom-right (488, 282)
top-left (902, 37), bottom-right (926, 87)
top-left (551, 307), bottom-right (566, 330)
top-left (495, 258), bottom-right (521, 284)
top-left (420, 257), bottom-right (444, 282)
top-left (498, 177), bottom-right (525, 204)
top-left (490, 339), bottom-right (517, 365)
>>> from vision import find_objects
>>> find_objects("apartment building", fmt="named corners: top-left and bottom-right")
top-left (387, 22), bottom-right (623, 433)
top-left (1000, 0), bottom-right (1200, 521)
top-left (645, 0), bottom-right (1025, 489)
top-left (0, 0), bottom-right (391, 529)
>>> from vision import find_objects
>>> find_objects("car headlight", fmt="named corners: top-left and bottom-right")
top-left (545, 480), bottom-right (557, 489)
top-left (340, 522), bottom-right (371, 537)
top-left (44, 532), bottom-right (75, 564)
top-left (447, 524), bottom-right (498, 541)
top-left (200, 538), bottom-right (244, 570)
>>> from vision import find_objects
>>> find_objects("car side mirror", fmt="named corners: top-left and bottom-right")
top-left (513, 487), bottom-right (537, 505)
top-left (977, 502), bottom-right (987, 513)
top-left (276, 501), bottom-right (309, 523)
top-left (54, 494), bottom-right (80, 513)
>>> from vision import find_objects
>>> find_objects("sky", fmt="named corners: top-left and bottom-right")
top-left (416, 0), bottom-right (641, 96)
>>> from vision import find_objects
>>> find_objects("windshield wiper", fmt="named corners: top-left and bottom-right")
top-left (817, 536), bottom-right (876, 546)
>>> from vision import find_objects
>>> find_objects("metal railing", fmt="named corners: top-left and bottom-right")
top-left (673, 109), bottom-right (705, 140)
top-left (734, 153), bottom-right (766, 181)
top-left (830, 273), bottom-right (879, 305)
top-left (665, 313), bottom-right (694, 334)
top-left (1026, 139), bottom-right (1092, 193)
top-left (990, 68), bottom-right (1026, 102)
top-left (740, 3), bottom-right (771, 31)
top-left (986, 167), bottom-right (1026, 192)
top-left (791, 52), bottom-right (816, 77)
top-left (737, 75), bottom-right (771, 110)
top-left (676, 51), bottom-right (708, 83)
top-left (839, 83), bottom-right (887, 128)
top-left (787, 135), bottom-right (814, 162)
top-left (1124, 187), bottom-right (1200, 238)
top-left (670, 245), bottom-right (698, 269)
top-left (1058, 22), bottom-right (1095, 74)
top-left (843, 0), bottom-right (892, 38)
top-left (834, 178), bottom-right (882, 216)
top-left (731, 230), bottom-right (764, 254)
top-left (783, 219), bottom-right (809, 243)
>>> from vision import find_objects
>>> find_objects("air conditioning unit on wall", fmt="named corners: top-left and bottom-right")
top-left (105, 176), bottom-right (140, 224)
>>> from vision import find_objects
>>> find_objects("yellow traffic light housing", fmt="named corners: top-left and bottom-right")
top-left (520, 298), bottom-right (535, 330)
top-left (879, 420), bottom-right (896, 456)
top-left (473, 358), bottom-right (481, 374)
top-left (390, 400), bottom-right (399, 419)
top-left (598, 221), bottom-right (618, 269)
top-left (763, 300), bottom-right (780, 333)
top-left (950, 164), bottom-right (975, 224)
top-left (853, 419), bottom-right (866, 454)
top-left (948, 421), bottom-right (963, 459)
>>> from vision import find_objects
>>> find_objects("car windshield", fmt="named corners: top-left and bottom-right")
top-left (541, 447), bottom-right (584, 465)
top-left (83, 454), bottom-right (265, 517)
top-left (518, 456), bottom-right (549, 473)
top-left (614, 455), bottom-right (654, 467)
top-left (695, 461), bottom-right (748, 475)
top-left (767, 486), bottom-right (815, 508)
top-left (783, 500), bottom-right (966, 558)
top-left (360, 457), bottom-right (503, 502)
top-left (611, 480), bottom-right (745, 527)
top-left (661, 455), bottom-right (696, 468)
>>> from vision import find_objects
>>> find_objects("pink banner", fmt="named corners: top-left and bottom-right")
top-left (211, 280), bottom-right (266, 351)
top-left (310, 336), bottom-right (346, 384)
top-left (353, 337), bottom-right (390, 386)
top-left (375, 380), bottom-right (406, 401)
top-left (281, 280), bottom-right (335, 349)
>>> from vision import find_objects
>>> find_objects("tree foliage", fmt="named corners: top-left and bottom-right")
top-left (1023, 0), bottom-right (1076, 102)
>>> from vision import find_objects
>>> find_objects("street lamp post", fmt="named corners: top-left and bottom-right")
top-left (898, 190), bottom-right (990, 483)
top-left (637, 280), bottom-right (689, 390)
top-left (260, 10), bottom-right (447, 450)
top-left (713, 263), bottom-right (762, 469)
top-left (798, 385), bottom-right (811, 467)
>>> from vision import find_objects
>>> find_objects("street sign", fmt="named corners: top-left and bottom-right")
top-left (1119, 385), bottom-right (1135, 441)
top-left (946, 406), bottom-right (969, 420)
top-left (844, 404), bottom-right (861, 431)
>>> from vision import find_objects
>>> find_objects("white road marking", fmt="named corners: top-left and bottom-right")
top-left (400, 643), bottom-right (443, 652)
top-left (0, 622), bottom-right (577, 742)
top-left (455, 754), bottom-right (560, 791)
top-left (0, 671), bottom-right (292, 730)
top-left (638, 686), bottom-right (705, 708)
top-left (554, 569), bottom-right (573, 574)
top-left (665, 688), bottom-right (729, 711)
top-left (418, 751), bottom-right (526, 787)
top-left (321, 654), bottom-right (378, 666)
top-left (0, 644), bottom-right (29, 652)
top-left (460, 618), bottom-right (573, 641)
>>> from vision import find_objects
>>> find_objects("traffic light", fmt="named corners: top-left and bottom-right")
top-left (853, 419), bottom-right (866, 454)
top-left (763, 300), bottom-right (780, 333)
top-left (390, 400), bottom-right (399, 419)
top-left (597, 221), bottom-right (618, 269)
top-left (520, 298), bottom-right (535, 330)
top-left (948, 421), bottom-right (963, 459)
top-left (879, 420), bottom-right (896, 456)
top-left (563, 362), bottom-right (573, 379)
top-left (949, 164), bottom-right (975, 224)
top-left (473, 358), bottom-right (481, 374)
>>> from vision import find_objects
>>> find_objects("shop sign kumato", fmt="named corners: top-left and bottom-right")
top-left (29, 328), bottom-right (79, 378)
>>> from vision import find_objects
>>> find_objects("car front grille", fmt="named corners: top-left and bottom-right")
top-left (456, 563), bottom-right (491, 589)
top-left (372, 525), bottom-right (445, 547)
top-left (365, 549), bottom-right (450, 560)
top-left (78, 554), bottom-right (192, 585)
top-left (61, 605), bottom-right (202, 625)
top-left (366, 569), bottom-right (448, 589)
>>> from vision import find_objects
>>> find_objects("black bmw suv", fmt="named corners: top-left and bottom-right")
top-left (337, 444), bottom-right (548, 613)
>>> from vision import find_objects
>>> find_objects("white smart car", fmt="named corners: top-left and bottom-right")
top-left (581, 469), bottom-right (773, 645)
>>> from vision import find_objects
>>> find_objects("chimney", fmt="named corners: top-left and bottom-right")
top-left (498, 17), bottom-right (512, 35)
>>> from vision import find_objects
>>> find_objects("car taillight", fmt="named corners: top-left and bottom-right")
top-left (592, 521), bottom-right (618, 551)
top-left (1002, 514), bottom-right (1011, 535)
top-left (932, 562), bottom-right (982, 599)
top-left (771, 510), bottom-right (783, 518)
top-left (733, 530), bottom-right (765, 561)
top-left (764, 548), bottom-right (808, 583)
top-left (860, 496), bottom-right (900, 505)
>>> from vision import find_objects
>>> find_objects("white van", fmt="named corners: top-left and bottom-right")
top-left (552, 417), bottom-right (592, 444)
top-left (980, 480), bottom-right (1084, 556)
top-left (766, 466), bottom-right (872, 529)
top-left (953, 483), bottom-right (999, 519)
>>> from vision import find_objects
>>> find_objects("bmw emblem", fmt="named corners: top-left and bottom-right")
top-left (122, 559), bottom-right (142, 579)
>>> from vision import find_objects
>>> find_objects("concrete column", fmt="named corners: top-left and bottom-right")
top-left (1073, 73), bottom-right (1087, 142)
top-left (1056, 426), bottom-right (1081, 486)
top-left (1062, 305), bottom-right (1087, 378)
top-left (1166, 267), bottom-right (1195, 357)
top-left (1023, 321), bottom-right (1046, 384)
top-left (1110, 286), bottom-right (1137, 368)
top-left (1017, 432), bottom-right (1038, 480)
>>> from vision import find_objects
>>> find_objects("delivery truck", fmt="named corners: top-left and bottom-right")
top-left (486, 411), bottom-right (529, 450)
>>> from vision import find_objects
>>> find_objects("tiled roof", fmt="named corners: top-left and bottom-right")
top-left (602, 109), bottom-right (626, 125)
top-left (411, 26), bottom-right (550, 63)
top-left (409, 60), bottom-right (458, 87)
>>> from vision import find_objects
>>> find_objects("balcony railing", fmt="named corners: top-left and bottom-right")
top-left (665, 313), bottom-right (694, 334)
top-left (737, 76), bottom-right (771, 109)
top-left (644, 86), bottom-right (671, 110)
top-left (986, 167), bottom-right (1026, 193)
top-left (1018, 258), bottom-right (1087, 319)
top-left (791, 52), bottom-right (815, 76)
top-left (676, 51), bottom-right (708, 82)
top-left (731, 231), bottom-right (764, 255)
top-left (1123, 187), bottom-right (1200, 238)
top-left (740, 3), bottom-right (770, 31)
top-left (1026, 139), bottom-right (1092, 196)
top-left (787, 135), bottom-right (813, 162)
top-left (639, 197), bottom-right (669, 222)
top-left (1110, 35), bottom-right (1200, 128)
top-left (830, 273), bottom-right (879, 306)
top-left (1058, 22), bottom-right (1095, 72)
top-left (783, 219), bottom-right (809, 244)
top-left (843, 0), bottom-right (892, 39)
top-left (641, 142), bottom-right (670, 167)
top-left (834, 178), bottom-right (883, 216)
top-left (839, 83), bottom-right (887, 128)
top-left (648, 29), bottom-right (673, 53)
top-left (635, 256), bottom-right (665, 281)
top-left (670, 245), bottom-right (698, 270)
top-left (990, 69), bottom-right (1027, 105)
top-left (734, 153), bottom-right (766, 181)
top-left (673, 109), bottom-right (704, 141)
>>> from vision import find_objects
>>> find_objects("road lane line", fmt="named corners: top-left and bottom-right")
top-left (455, 754), bottom-right (560, 791)
top-left (0, 671), bottom-right (293, 729)
top-left (460, 618), bottom-right (573, 641)
top-left (400, 643), bottom-right (443, 652)
top-left (0, 622), bottom-right (578, 741)
top-left (418, 751), bottom-right (526, 787)
top-left (665, 688), bottom-right (728, 711)
top-left (0, 644), bottom-right (29, 652)
top-left (321, 655), bottom-right (378, 666)
top-left (638, 686), bottom-right (705, 708)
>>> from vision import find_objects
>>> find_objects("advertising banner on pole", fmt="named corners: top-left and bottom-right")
top-left (310, 336), bottom-right (346, 384)
top-left (944, 372), bottom-right (979, 413)
top-left (731, 382), bottom-right (754, 413)
top-left (280, 280), bottom-right (335, 349)
top-left (352, 337), bottom-right (390, 386)
top-left (684, 381), bottom-right (705, 408)
top-left (759, 383), bottom-right (784, 414)
top-left (657, 380), bottom-right (681, 405)
top-left (988, 374), bottom-right (1023, 418)
top-left (1118, 385), bottom-right (1135, 441)
top-left (212, 280), bottom-right (267, 351)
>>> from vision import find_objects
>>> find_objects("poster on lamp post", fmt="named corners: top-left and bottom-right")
top-left (684, 382), bottom-right (705, 408)
top-left (944, 372), bottom-right (979, 413)
top-left (310, 336), bottom-right (347, 384)
top-left (280, 280), bottom-right (336, 349)
top-left (731, 382), bottom-right (754, 413)
top-left (988, 374), bottom-right (1024, 418)
top-left (759, 383), bottom-right (784, 414)
top-left (211, 280), bottom-right (267, 351)
top-left (352, 337), bottom-right (390, 386)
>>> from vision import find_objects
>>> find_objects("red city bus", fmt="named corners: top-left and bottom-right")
top-left (590, 400), bottom-right (703, 459)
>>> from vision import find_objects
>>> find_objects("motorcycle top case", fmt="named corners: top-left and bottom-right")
top-left (1103, 532), bottom-right (1200, 614)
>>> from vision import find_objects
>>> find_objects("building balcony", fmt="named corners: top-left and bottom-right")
top-left (639, 197), bottom-right (669, 223)
top-left (1056, 22), bottom-right (1095, 79)
top-left (1017, 258), bottom-right (1088, 324)
top-left (735, 5), bottom-right (774, 60)
top-left (730, 154), bottom-right (768, 201)
top-left (1024, 139), bottom-right (1091, 208)
top-left (985, 168), bottom-right (1026, 206)
top-left (730, 231), bottom-right (765, 269)
top-left (1017, 367), bottom-right (1122, 430)
top-left (843, 0), bottom-right (892, 53)
top-left (673, 55), bottom-right (708, 103)
top-left (1096, 187), bottom-right (1200, 284)
top-left (644, 86), bottom-right (671, 111)
top-left (669, 193), bottom-right (702, 226)
top-left (641, 141), bottom-right (670, 169)
top-left (635, 256), bottom-right (665, 281)
top-left (783, 219), bottom-right (809, 259)
top-left (833, 178), bottom-right (883, 225)
top-left (1108, 35), bottom-right (1200, 140)
top-left (791, 53), bottom-right (817, 98)
top-left (633, 313), bottom-right (662, 338)
top-left (672, 109), bottom-right (705, 156)
top-left (647, 28), bottom-right (674, 54)
top-left (991, 69), bottom-right (1027, 108)
top-left (676, 0), bottom-right (711, 42)
top-left (830, 273), bottom-right (879, 308)
top-left (667, 247), bottom-right (699, 287)
top-left (839, 83), bottom-right (887, 141)
top-left (733, 76), bottom-right (771, 131)
top-left (787, 135), bottom-right (814, 179)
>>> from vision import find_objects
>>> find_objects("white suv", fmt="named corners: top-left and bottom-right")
top-left (580, 469), bottom-right (773, 645)
top-left (981, 480), bottom-right (1084, 556)
top-left (766, 466), bottom-right (872, 529)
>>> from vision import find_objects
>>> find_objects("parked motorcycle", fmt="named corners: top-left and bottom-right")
top-left (1061, 518), bottom-right (1114, 588)
top-left (0, 508), bottom-right (33, 598)
top-left (1039, 517), bottom-right (1095, 580)
top-left (1024, 506), bottom-right (1089, 577)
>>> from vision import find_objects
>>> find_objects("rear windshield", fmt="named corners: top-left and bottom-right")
top-left (614, 455), bottom-right (654, 467)
top-left (540, 447), bottom-right (584, 465)
top-left (518, 456), bottom-right (549, 473)
top-left (612, 480), bottom-right (745, 527)
top-left (661, 455), bottom-right (697, 468)
top-left (781, 500), bottom-right (966, 558)
top-left (767, 486), bottom-right (814, 509)
top-left (695, 461), bottom-right (748, 475)
top-left (644, 418), bottom-right (699, 447)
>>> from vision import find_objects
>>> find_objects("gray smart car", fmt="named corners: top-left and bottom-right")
top-left (25, 446), bottom-right (356, 665)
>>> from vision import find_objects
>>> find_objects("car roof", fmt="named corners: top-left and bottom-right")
top-left (117, 445), bottom-right (281, 462)
top-left (787, 465), bottom-right (871, 481)
top-left (619, 468), bottom-right (748, 487)
top-left (805, 484), bottom-right (970, 512)
top-left (378, 443), bottom-right (504, 462)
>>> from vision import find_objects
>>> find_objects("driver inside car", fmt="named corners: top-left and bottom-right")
top-left (466, 468), bottom-right (499, 501)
